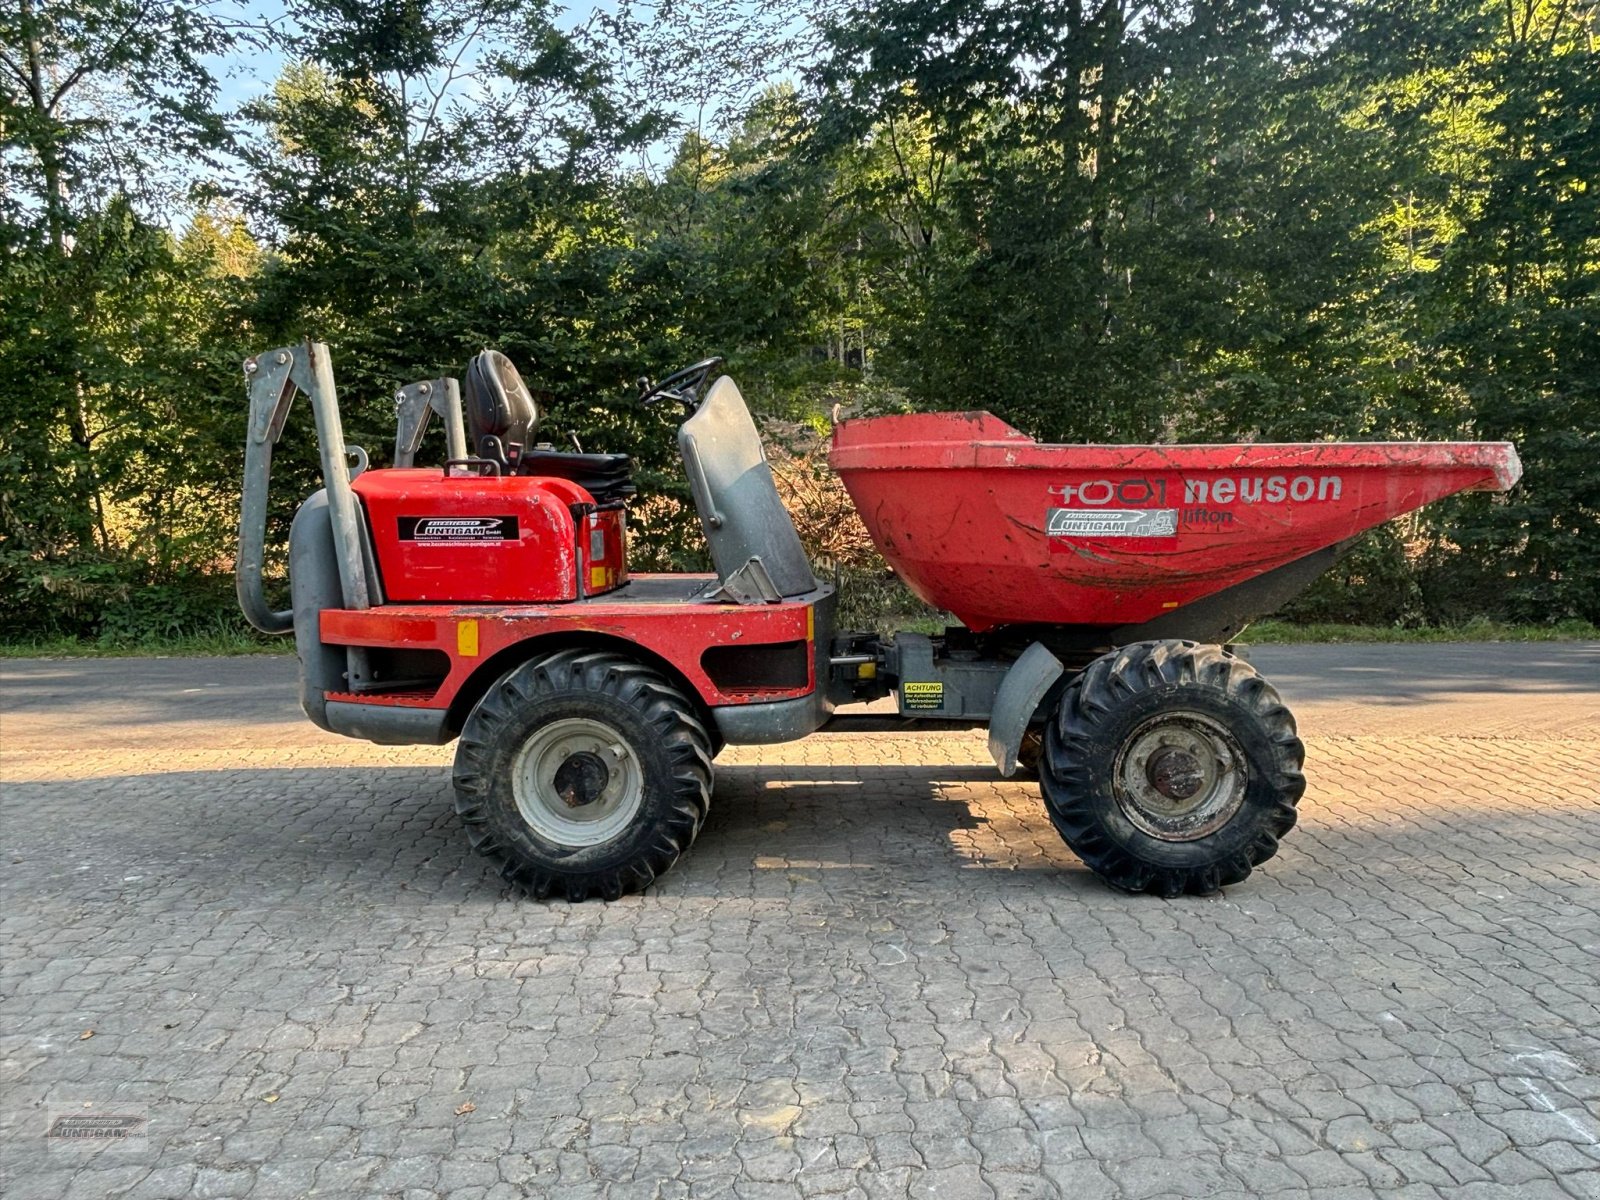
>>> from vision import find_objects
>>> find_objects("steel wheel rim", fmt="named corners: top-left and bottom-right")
top-left (512, 718), bottom-right (644, 848)
top-left (1112, 710), bottom-right (1248, 842)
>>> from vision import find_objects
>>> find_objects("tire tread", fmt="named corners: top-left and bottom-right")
top-left (1041, 640), bottom-right (1304, 898)
top-left (452, 649), bottom-right (712, 901)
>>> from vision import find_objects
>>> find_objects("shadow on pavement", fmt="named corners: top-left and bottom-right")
top-left (0, 657), bottom-right (304, 731)
top-left (2, 762), bottom-right (1110, 913)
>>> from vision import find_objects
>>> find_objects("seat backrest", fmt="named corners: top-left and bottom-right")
top-left (464, 350), bottom-right (539, 460)
top-left (678, 376), bottom-right (815, 599)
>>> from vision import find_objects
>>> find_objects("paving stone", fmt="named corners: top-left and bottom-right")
top-left (908, 1165), bottom-right (994, 1199)
top-left (1, 652), bottom-right (1596, 1199)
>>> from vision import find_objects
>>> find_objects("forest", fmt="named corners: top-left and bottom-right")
top-left (2, 0), bottom-right (1596, 645)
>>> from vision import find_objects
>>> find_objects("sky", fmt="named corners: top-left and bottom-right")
top-left (200, 0), bottom-right (792, 176)
top-left (208, 1), bottom-right (290, 112)
top-left (205, 0), bottom-right (735, 114)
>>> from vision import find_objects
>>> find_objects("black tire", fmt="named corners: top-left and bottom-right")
top-left (1040, 640), bottom-right (1303, 898)
top-left (452, 649), bottom-right (714, 901)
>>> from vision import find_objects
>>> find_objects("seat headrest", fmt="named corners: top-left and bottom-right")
top-left (464, 349), bottom-right (539, 456)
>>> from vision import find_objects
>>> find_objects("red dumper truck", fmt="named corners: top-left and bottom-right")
top-left (236, 343), bottom-right (1520, 900)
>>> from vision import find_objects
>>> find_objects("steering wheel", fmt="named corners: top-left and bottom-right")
top-left (637, 357), bottom-right (725, 415)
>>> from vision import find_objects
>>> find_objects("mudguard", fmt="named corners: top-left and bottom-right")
top-left (987, 642), bottom-right (1066, 777)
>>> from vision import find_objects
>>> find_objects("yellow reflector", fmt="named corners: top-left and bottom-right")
top-left (806, 607), bottom-right (815, 641)
top-left (590, 566), bottom-right (608, 591)
top-left (457, 619), bottom-right (480, 657)
top-left (858, 661), bottom-right (877, 679)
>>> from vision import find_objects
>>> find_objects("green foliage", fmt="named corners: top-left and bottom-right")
top-left (0, 546), bottom-right (260, 646)
top-left (0, 0), bottom-right (1595, 640)
top-left (1414, 2), bottom-right (1600, 622)
top-left (0, 624), bottom-right (287, 658)
top-left (1277, 527), bottom-right (1425, 626)
top-left (1245, 618), bottom-right (1599, 644)
top-left (0, 199), bottom-right (250, 637)
top-left (810, 0), bottom-right (1598, 619)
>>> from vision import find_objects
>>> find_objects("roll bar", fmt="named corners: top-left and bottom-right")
top-left (237, 341), bottom-right (372, 635)
top-left (393, 377), bottom-right (468, 468)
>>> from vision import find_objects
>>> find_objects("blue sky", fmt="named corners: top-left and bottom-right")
top-left (208, 1), bottom-right (644, 114)
top-left (201, 0), bottom-right (816, 191)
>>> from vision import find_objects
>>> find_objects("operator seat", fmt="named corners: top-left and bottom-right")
top-left (463, 350), bottom-right (634, 504)
top-left (465, 349), bottom-right (539, 465)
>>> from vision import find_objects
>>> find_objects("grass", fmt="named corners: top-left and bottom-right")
top-left (1243, 617), bottom-right (1598, 644)
top-left (2, 617), bottom-right (1593, 660)
top-left (0, 629), bottom-right (292, 659)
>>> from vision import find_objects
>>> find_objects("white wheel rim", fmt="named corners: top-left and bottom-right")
top-left (512, 717), bottom-right (644, 848)
top-left (1112, 710), bottom-right (1248, 842)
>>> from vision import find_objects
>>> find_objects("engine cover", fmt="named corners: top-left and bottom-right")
top-left (352, 468), bottom-right (626, 604)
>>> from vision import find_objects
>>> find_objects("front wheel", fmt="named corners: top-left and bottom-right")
top-left (452, 649), bottom-right (714, 901)
top-left (1040, 641), bottom-right (1303, 897)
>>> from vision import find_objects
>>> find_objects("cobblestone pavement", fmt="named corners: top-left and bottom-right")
top-left (2, 646), bottom-right (1597, 1200)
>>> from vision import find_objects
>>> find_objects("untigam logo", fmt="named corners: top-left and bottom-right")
top-left (398, 516), bottom-right (518, 543)
top-left (1046, 509), bottom-right (1178, 538)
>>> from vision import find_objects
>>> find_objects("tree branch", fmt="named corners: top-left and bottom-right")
top-left (0, 44), bottom-right (31, 90)
top-left (419, 12), bottom-right (490, 153)
top-left (46, 0), bottom-right (158, 115)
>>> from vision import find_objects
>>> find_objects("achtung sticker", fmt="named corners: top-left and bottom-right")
top-left (399, 516), bottom-right (518, 544)
top-left (903, 681), bottom-right (944, 710)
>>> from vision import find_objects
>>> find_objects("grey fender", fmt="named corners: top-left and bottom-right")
top-left (290, 493), bottom-right (450, 745)
top-left (289, 491), bottom-right (346, 733)
top-left (986, 642), bottom-right (1066, 777)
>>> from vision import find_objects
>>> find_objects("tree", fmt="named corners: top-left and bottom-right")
top-left (809, 0), bottom-right (1409, 442)
top-left (1412, 0), bottom-right (1600, 620)
top-left (1, 0), bottom-right (1595, 637)
top-left (0, 0), bottom-right (244, 636)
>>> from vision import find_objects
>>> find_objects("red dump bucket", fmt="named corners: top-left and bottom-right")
top-left (829, 412), bottom-right (1521, 632)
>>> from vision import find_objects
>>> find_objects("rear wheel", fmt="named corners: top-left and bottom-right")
top-left (453, 649), bottom-right (713, 900)
top-left (1040, 640), bottom-right (1303, 897)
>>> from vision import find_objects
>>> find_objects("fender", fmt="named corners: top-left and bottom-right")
top-left (986, 642), bottom-right (1065, 777)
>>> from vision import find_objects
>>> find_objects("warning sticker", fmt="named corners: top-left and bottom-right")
top-left (399, 516), bottom-right (519, 544)
top-left (903, 681), bottom-right (945, 711)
